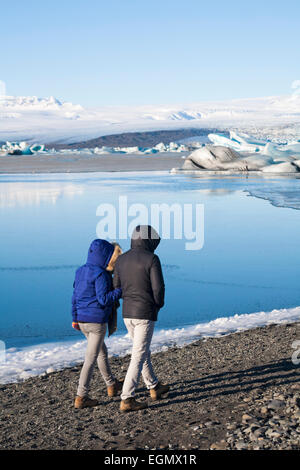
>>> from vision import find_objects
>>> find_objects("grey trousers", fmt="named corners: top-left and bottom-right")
top-left (77, 322), bottom-right (115, 397)
top-left (121, 319), bottom-right (158, 400)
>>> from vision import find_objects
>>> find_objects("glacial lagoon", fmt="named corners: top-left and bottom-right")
top-left (1, 171), bottom-right (300, 348)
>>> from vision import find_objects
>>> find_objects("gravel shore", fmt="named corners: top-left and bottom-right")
top-left (0, 152), bottom-right (186, 174)
top-left (0, 322), bottom-right (299, 450)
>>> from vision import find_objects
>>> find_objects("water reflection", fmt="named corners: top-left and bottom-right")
top-left (0, 182), bottom-right (84, 208)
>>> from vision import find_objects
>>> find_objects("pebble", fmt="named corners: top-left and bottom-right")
top-left (253, 428), bottom-right (266, 438)
top-left (235, 440), bottom-right (248, 450)
top-left (268, 400), bottom-right (285, 410)
top-left (227, 391), bottom-right (300, 450)
top-left (0, 322), bottom-right (298, 451)
top-left (204, 421), bottom-right (214, 427)
top-left (242, 414), bottom-right (253, 424)
top-left (210, 440), bottom-right (227, 450)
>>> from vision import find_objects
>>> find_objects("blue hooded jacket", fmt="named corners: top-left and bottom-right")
top-left (72, 239), bottom-right (122, 324)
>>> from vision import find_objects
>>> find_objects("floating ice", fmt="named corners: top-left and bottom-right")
top-left (182, 146), bottom-right (241, 170)
top-left (91, 141), bottom-right (189, 155)
top-left (208, 132), bottom-right (264, 152)
top-left (0, 140), bottom-right (190, 157)
top-left (180, 131), bottom-right (300, 173)
top-left (1, 140), bottom-right (182, 157)
top-left (1, 141), bottom-right (45, 156)
top-left (208, 131), bottom-right (300, 156)
top-left (261, 161), bottom-right (299, 173)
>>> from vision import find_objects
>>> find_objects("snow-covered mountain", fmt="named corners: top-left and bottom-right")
top-left (0, 93), bottom-right (300, 144)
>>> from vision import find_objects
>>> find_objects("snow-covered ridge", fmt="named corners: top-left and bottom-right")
top-left (0, 95), bottom-right (83, 111)
top-left (1, 306), bottom-right (299, 384)
top-left (0, 93), bottom-right (300, 144)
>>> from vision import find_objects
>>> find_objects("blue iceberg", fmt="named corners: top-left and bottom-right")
top-left (0, 141), bottom-right (45, 156)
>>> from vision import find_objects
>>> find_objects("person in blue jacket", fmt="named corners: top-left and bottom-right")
top-left (72, 239), bottom-right (123, 409)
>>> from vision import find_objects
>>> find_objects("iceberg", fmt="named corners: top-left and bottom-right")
top-left (285, 141), bottom-right (300, 153)
top-left (261, 161), bottom-right (300, 173)
top-left (1, 141), bottom-right (45, 156)
top-left (182, 146), bottom-right (241, 171)
top-left (93, 141), bottom-right (189, 155)
top-left (208, 131), bottom-right (300, 157)
top-left (208, 131), bottom-right (266, 153)
top-left (180, 132), bottom-right (300, 173)
top-left (0, 140), bottom-right (190, 158)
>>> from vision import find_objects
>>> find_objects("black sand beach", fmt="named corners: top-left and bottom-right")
top-left (0, 152), bottom-right (186, 174)
top-left (0, 322), bottom-right (299, 450)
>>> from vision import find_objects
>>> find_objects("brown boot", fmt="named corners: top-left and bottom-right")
top-left (149, 382), bottom-right (170, 401)
top-left (107, 378), bottom-right (124, 398)
top-left (74, 396), bottom-right (99, 409)
top-left (120, 397), bottom-right (148, 412)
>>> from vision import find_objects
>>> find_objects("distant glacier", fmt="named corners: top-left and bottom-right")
top-left (0, 92), bottom-right (300, 144)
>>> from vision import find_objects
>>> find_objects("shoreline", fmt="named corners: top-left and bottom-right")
top-left (0, 152), bottom-right (187, 174)
top-left (1, 152), bottom-right (300, 177)
top-left (0, 322), bottom-right (299, 450)
top-left (2, 306), bottom-right (300, 385)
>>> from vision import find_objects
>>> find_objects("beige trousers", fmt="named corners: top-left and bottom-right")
top-left (77, 322), bottom-right (115, 397)
top-left (121, 319), bottom-right (158, 400)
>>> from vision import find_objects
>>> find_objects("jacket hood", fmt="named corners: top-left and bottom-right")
top-left (130, 225), bottom-right (161, 252)
top-left (87, 239), bottom-right (115, 268)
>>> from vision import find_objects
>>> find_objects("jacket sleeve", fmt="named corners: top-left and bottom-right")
top-left (150, 255), bottom-right (165, 309)
top-left (95, 272), bottom-right (122, 308)
top-left (113, 259), bottom-right (121, 289)
top-left (71, 281), bottom-right (78, 322)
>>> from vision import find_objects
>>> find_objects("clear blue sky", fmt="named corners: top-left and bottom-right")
top-left (1, 0), bottom-right (299, 106)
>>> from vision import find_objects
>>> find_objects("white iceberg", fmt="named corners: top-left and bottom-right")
top-left (182, 146), bottom-right (241, 171)
top-left (285, 141), bottom-right (300, 153)
top-left (208, 132), bottom-right (264, 153)
top-left (261, 161), bottom-right (300, 173)
top-left (208, 131), bottom-right (300, 157)
top-left (1, 141), bottom-right (45, 156)
top-left (180, 132), bottom-right (300, 173)
top-left (238, 154), bottom-right (274, 170)
top-left (0, 140), bottom-right (190, 158)
top-left (93, 141), bottom-right (189, 155)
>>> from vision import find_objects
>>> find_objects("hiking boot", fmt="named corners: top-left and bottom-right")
top-left (120, 397), bottom-right (148, 412)
top-left (107, 378), bottom-right (124, 398)
top-left (74, 396), bottom-right (99, 409)
top-left (149, 382), bottom-right (170, 401)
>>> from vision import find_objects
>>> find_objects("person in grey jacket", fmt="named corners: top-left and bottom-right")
top-left (113, 225), bottom-right (169, 412)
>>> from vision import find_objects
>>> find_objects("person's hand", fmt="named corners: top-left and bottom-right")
top-left (72, 322), bottom-right (80, 331)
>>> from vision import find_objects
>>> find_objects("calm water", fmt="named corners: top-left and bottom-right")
top-left (1, 171), bottom-right (300, 348)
